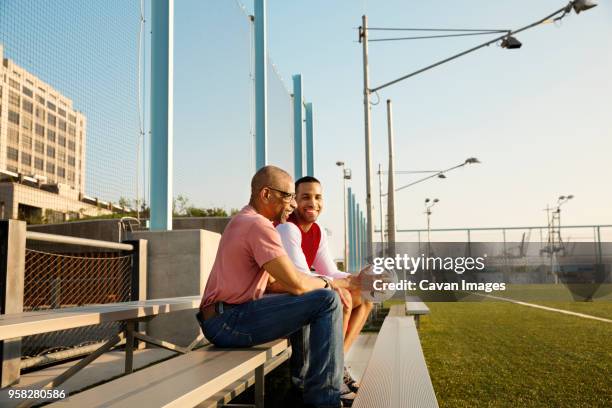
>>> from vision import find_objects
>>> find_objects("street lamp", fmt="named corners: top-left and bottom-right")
top-left (359, 0), bottom-right (597, 262)
top-left (336, 161), bottom-right (351, 271)
top-left (424, 198), bottom-right (439, 245)
top-left (384, 157), bottom-right (480, 195)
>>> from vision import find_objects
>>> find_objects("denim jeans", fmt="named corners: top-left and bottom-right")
top-left (196, 289), bottom-right (343, 408)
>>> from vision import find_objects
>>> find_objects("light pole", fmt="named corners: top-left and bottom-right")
top-left (359, 0), bottom-right (597, 263)
top-left (336, 161), bottom-right (351, 271)
top-left (425, 198), bottom-right (439, 281)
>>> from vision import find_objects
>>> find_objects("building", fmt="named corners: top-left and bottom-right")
top-left (0, 44), bottom-right (111, 222)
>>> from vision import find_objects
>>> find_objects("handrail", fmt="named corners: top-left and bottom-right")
top-left (25, 231), bottom-right (134, 251)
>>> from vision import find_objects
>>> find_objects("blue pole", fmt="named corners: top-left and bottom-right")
top-left (348, 188), bottom-right (354, 272)
top-left (292, 74), bottom-right (303, 178)
top-left (150, 0), bottom-right (173, 231)
top-left (359, 212), bottom-right (364, 269)
top-left (355, 203), bottom-right (361, 271)
top-left (254, 0), bottom-right (267, 169)
top-left (361, 214), bottom-right (366, 266)
top-left (305, 102), bottom-right (314, 176)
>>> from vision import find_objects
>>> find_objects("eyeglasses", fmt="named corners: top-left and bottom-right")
top-left (267, 186), bottom-right (296, 202)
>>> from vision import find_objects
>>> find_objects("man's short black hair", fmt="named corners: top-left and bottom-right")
top-left (295, 176), bottom-right (321, 193)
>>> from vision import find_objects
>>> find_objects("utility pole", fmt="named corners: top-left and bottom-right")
top-left (377, 164), bottom-right (385, 256)
top-left (360, 15), bottom-right (374, 261)
top-left (386, 99), bottom-right (397, 256)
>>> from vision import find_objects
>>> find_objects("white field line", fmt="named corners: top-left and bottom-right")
top-left (472, 293), bottom-right (612, 323)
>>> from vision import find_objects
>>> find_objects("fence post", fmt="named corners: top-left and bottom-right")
top-left (0, 220), bottom-right (26, 387)
top-left (123, 239), bottom-right (147, 349)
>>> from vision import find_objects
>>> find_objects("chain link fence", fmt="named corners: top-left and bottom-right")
top-left (21, 247), bottom-right (133, 365)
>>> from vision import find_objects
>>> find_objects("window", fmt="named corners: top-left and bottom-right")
top-left (22, 116), bottom-right (32, 131)
top-left (8, 110), bottom-right (19, 125)
top-left (9, 78), bottom-right (20, 90)
top-left (68, 114), bottom-right (76, 124)
top-left (58, 108), bottom-right (66, 117)
top-left (68, 125), bottom-right (76, 137)
top-left (46, 162), bottom-right (55, 174)
top-left (47, 146), bottom-right (55, 158)
top-left (35, 141), bottom-right (44, 154)
top-left (8, 128), bottom-right (19, 144)
top-left (47, 129), bottom-right (56, 142)
top-left (21, 134), bottom-right (32, 149)
top-left (21, 152), bottom-right (32, 166)
top-left (35, 106), bottom-right (45, 120)
top-left (58, 167), bottom-right (65, 178)
top-left (22, 99), bottom-right (33, 114)
top-left (58, 120), bottom-right (66, 131)
top-left (47, 113), bottom-right (56, 127)
top-left (35, 124), bottom-right (45, 137)
top-left (68, 170), bottom-right (75, 182)
top-left (9, 91), bottom-right (20, 106)
top-left (58, 135), bottom-right (66, 147)
top-left (22, 86), bottom-right (33, 98)
top-left (46, 101), bottom-right (56, 111)
top-left (68, 156), bottom-right (75, 166)
top-left (68, 140), bottom-right (76, 151)
top-left (36, 95), bottom-right (45, 105)
top-left (34, 157), bottom-right (44, 170)
top-left (7, 147), bottom-right (18, 161)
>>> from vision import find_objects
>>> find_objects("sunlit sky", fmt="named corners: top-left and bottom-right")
top-left (174, 0), bottom-right (611, 254)
top-left (3, 1), bottom-right (609, 256)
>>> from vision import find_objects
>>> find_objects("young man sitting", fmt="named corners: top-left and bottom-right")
top-left (272, 176), bottom-right (373, 405)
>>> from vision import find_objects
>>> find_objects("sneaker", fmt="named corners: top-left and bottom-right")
top-left (343, 366), bottom-right (360, 393)
top-left (340, 383), bottom-right (356, 407)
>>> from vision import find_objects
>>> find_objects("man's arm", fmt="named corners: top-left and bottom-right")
top-left (263, 255), bottom-right (326, 295)
top-left (312, 229), bottom-right (352, 280)
top-left (276, 223), bottom-right (311, 274)
top-left (264, 256), bottom-right (351, 306)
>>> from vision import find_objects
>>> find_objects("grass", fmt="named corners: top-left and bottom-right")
top-left (414, 301), bottom-right (612, 407)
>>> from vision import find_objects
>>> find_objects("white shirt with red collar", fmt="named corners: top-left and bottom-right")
top-left (276, 218), bottom-right (350, 280)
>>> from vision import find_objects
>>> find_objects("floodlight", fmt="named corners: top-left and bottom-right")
top-left (573, 0), bottom-right (597, 14)
top-left (501, 36), bottom-right (522, 49)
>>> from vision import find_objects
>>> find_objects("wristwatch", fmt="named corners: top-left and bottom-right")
top-left (317, 276), bottom-right (331, 289)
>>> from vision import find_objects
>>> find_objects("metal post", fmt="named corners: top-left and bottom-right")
top-left (305, 102), bottom-right (314, 176)
top-left (124, 239), bottom-right (147, 349)
top-left (254, 0), bottom-right (267, 168)
top-left (386, 99), bottom-right (397, 256)
top-left (150, 0), bottom-right (174, 231)
top-left (377, 164), bottom-right (385, 257)
top-left (342, 176), bottom-right (348, 271)
top-left (360, 15), bottom-right (374, 261)
top-left (356, 203), bottom-right (361, 269)
top-left (293, 74), bottom-right (303, 179)
top-left (347, 188), bottom-right (353, 271)
top-left (0, 220), bottom-right (26, 387)
top-left (351, 194), bottom-right (357, 272)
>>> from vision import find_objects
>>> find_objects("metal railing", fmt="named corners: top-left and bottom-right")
top-left (0, 220), bottom-right (146, 385)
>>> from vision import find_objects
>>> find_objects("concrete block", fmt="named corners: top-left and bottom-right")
top-left (128, 229), bottom-right (220, 346)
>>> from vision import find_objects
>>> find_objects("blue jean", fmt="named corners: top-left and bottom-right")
top-left (196, 289), bottom-right (343, 408)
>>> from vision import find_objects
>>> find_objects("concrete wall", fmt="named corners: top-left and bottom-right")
top-left (172, 217), bottom-right (231, 235)
top-left (129, 229), bottom-right (221, 346)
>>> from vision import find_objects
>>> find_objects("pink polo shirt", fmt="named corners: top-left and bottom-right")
top-left (200, 205), bottom-right (287, 309)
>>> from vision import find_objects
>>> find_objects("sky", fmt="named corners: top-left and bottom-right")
top-left (173, 0), bottom-right (611, 255)
top-left (2, 1), bottom-right (610, 257)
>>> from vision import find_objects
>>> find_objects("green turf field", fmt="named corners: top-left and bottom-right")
top-left (413, 301), bottom-right (612, 407)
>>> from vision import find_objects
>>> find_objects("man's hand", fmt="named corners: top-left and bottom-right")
top-left (329, 280), bottom-right (351, 309)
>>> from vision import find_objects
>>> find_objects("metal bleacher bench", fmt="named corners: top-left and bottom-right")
top-left (0, 296), bottom-right (288, 407)
top-left (404, 296), bottom-right (430, 328)
top-left (353, 301), bottom-right (438, 408)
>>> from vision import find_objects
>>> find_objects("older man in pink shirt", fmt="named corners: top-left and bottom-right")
top-left (197, 166), bottom-right (345, 408)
